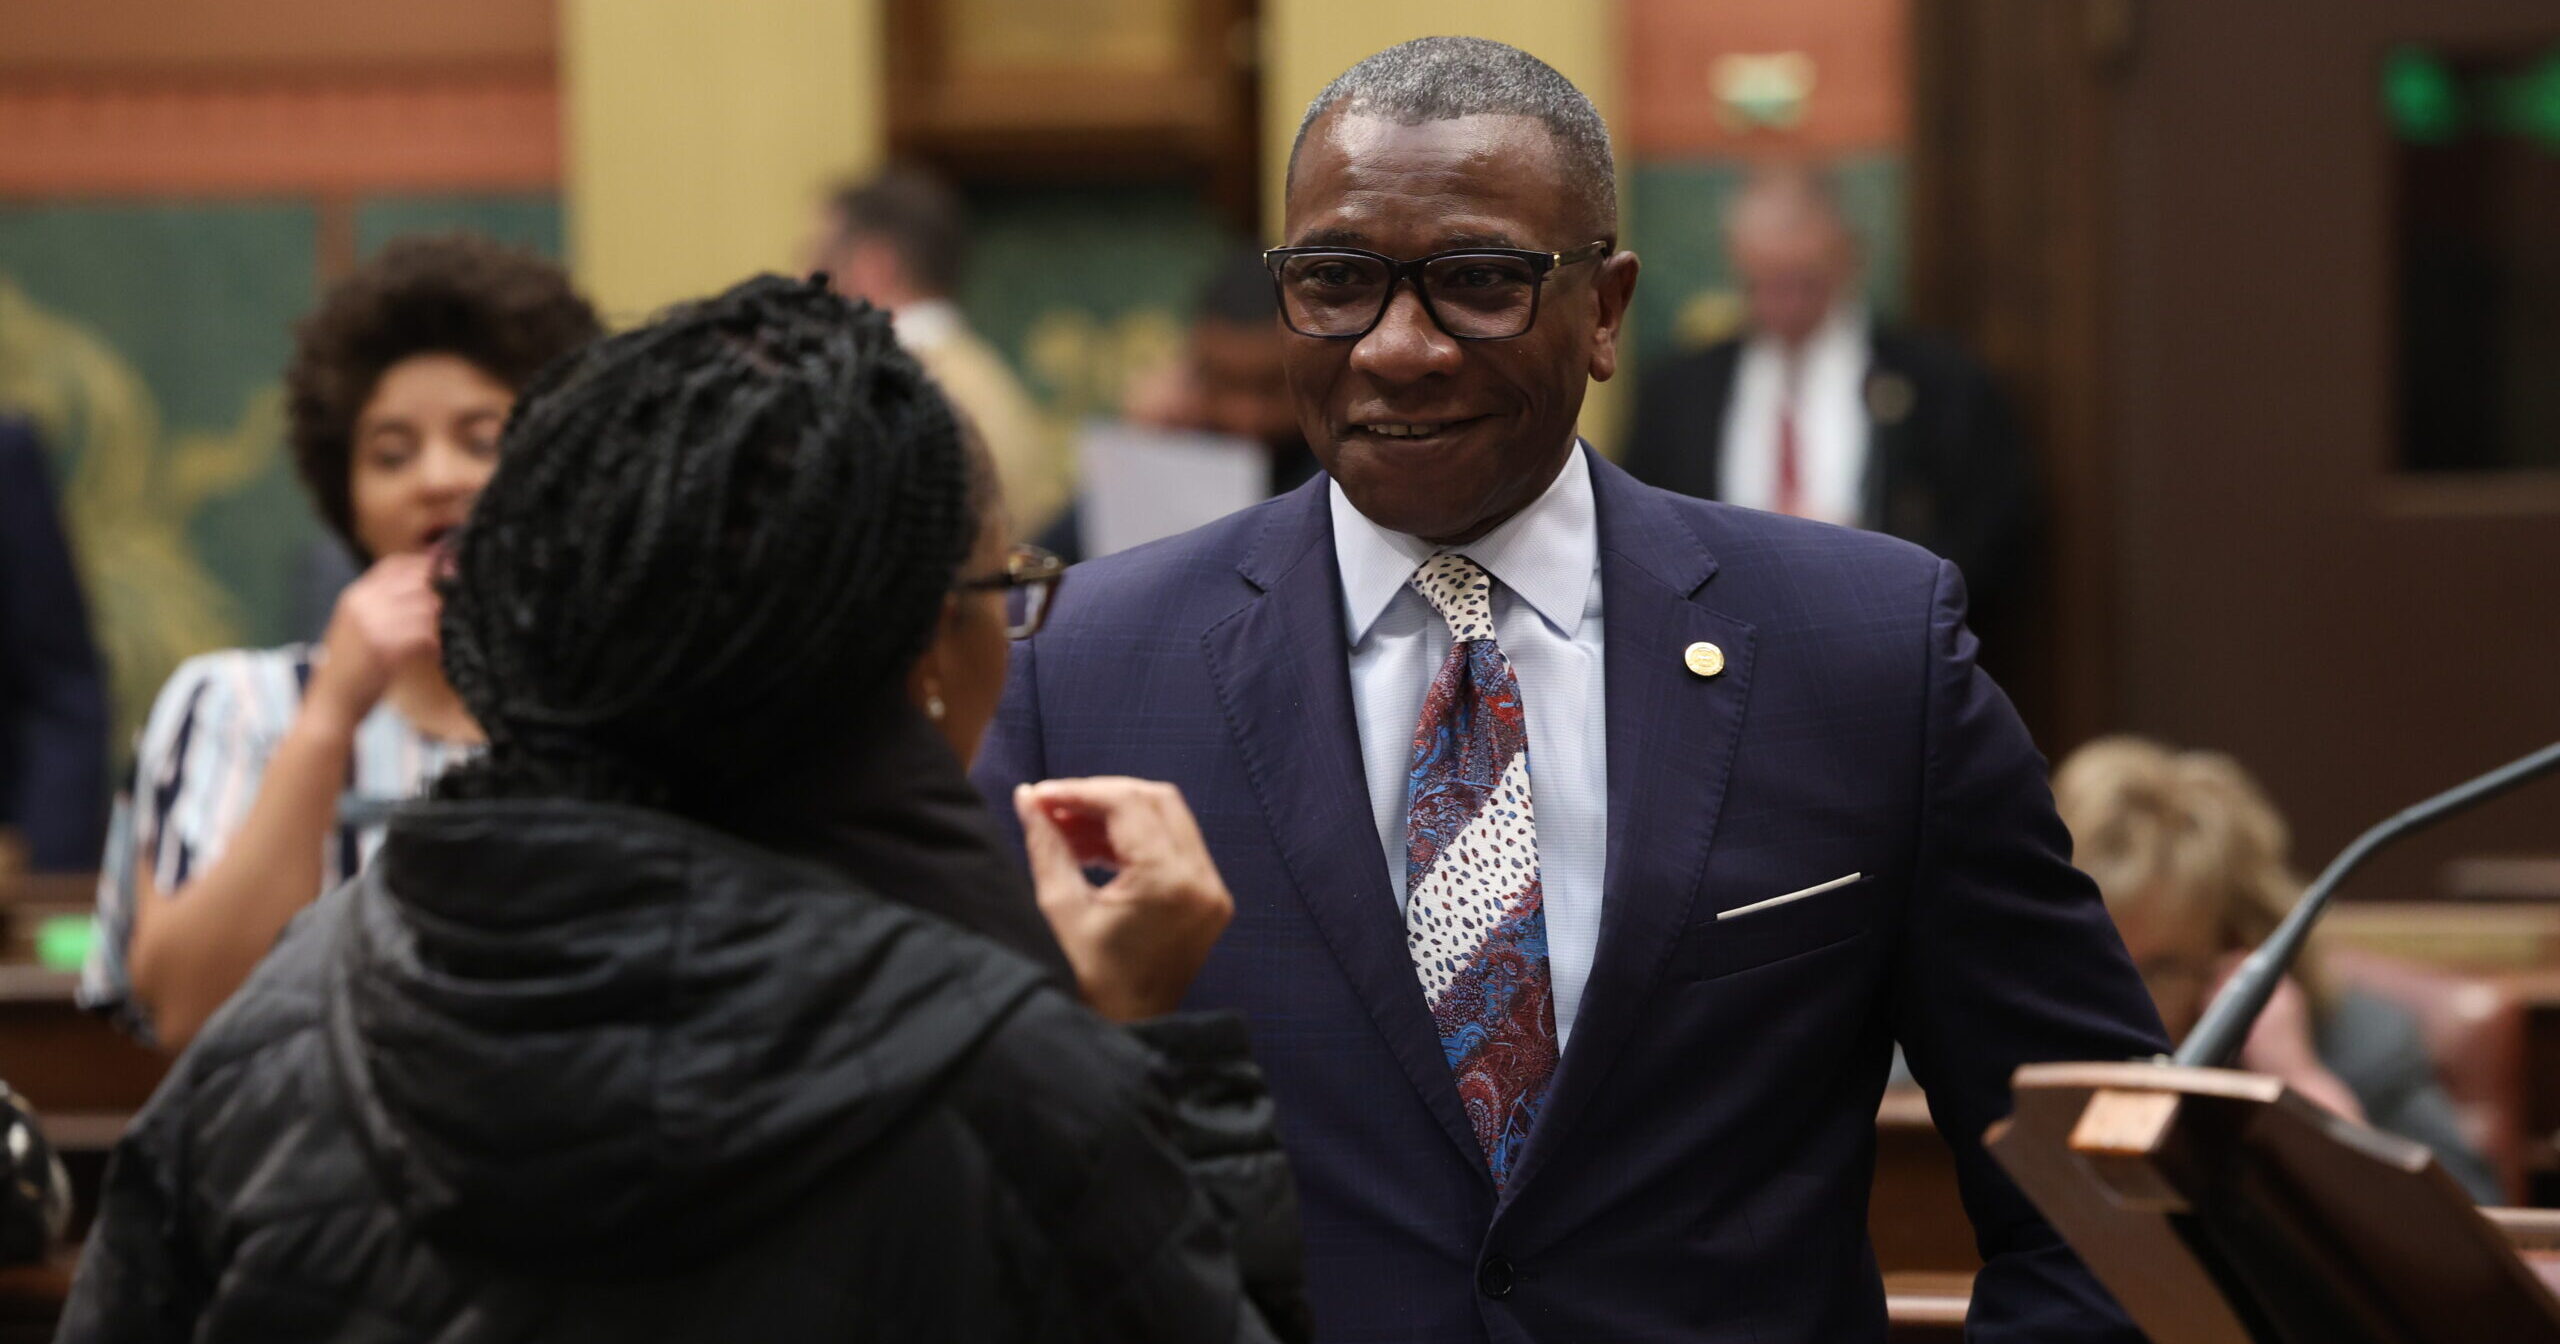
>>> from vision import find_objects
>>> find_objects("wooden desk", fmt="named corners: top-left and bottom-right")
top-left (1884, 1271), bottom-right (1971, 1342)
top-left (0, 967), bottom-right (162, 1116)
top-left (0, 968), bottom-right (156, 1242)
top-left (1873, 1211), bottom-right (2560, 1341)
top-left (0, 1258), bottom-right (72, 1344)
top-left (2448, 857), bottom-right (2560, 903)
top-left (2327, 900), bottom-right (2560, 970)
top-left (1873, 1088), bottom-right (1980, 1275)
top-left (1873, 1090), bottom-right (1980, 1335)
top-left (2480, 969), bottom-right (2560, 1202)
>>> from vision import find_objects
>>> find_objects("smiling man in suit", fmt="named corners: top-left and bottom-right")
top-left (976, 36), bottom-right (2165, 1344)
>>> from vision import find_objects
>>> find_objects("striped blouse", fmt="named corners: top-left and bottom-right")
top-left (78, 645), bottom-right (476, 1040)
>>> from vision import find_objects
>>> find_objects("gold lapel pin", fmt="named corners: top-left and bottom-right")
top-left (1684, 642), bottom-right (1725, 678)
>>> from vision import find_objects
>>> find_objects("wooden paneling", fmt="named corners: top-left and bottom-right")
top-left (0, 0), bottom-right (555, 73)
top-left (1623, 0), bottom-right (1909, 157)
top-left (2102, 0), bottom-right (2560, 897)
top-left (1911, 0), bottom-right (2557, 864)
top-left (884, 0), bottom-right (1258, 222)
top-left (1907, 0), bottom-right (2128, 748)
top-left (0, 73), bottom-right (558, 197)
top-left (0, 0), bottom-right (560, 199)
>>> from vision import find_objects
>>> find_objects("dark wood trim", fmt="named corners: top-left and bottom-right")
top-left (884, 0), bottom-right (1261, 233)
top-left (1908, 0), bottom-right (2131, 750)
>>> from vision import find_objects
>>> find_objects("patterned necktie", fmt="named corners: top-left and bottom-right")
top-left (1402, 553), bottom-right (1558, 1189)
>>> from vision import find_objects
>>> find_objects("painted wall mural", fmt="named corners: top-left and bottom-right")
top-left (0, 195), bottom-right (561, 749)
top-left (960, 181), bottom-right (1239, 461)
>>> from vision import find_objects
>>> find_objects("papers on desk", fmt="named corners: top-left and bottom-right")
top-left (1074, 422), bottom-right (1267, 559)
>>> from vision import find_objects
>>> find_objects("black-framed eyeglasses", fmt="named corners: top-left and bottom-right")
top-left (955, 543), bottom-right (1066, 640)
top-left (1262, 240), bottom-right (1611, 341)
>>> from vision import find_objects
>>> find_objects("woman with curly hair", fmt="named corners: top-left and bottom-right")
top-left (81, 235), bottom-right (601, 1051)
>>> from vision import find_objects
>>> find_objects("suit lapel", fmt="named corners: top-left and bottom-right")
top-left (1199, 482), bottom-right (1489, 1177)
top-left (1501, 455), bottom-right (1757, 1205)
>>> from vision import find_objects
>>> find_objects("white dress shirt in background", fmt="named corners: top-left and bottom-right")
top-left (1331, 443), bottom-right (1608, 1048)
top-left (1719, 300), bottom-right (1870, 525)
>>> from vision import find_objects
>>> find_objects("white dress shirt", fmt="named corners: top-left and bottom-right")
top-left (1719, 300), bottom-right (1871, 526)
top-left (1331, 443), bottom-right (1608, 1048)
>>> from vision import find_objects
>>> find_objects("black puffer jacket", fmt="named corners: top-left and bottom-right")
top-left (59, 791), bottom-right (1308, 1343)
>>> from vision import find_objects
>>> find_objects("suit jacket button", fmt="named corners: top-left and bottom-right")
top-left (1477, 1255), bottom-right (1515, 1299)
top-left (1684, 641), bottom-right (1725, 677)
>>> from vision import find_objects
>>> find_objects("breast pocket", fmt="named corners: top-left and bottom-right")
top-left (1677, 872), bottom-right (1878, 981)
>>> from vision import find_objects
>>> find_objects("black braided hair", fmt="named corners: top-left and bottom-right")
top-left (434, 274), bottom-right (977, 809)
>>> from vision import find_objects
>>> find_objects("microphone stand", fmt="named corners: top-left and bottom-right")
top-left (2173, 741), bottom-right (2560, 1070)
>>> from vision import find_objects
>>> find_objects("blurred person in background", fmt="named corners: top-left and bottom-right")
top-left (1622, 164), bottom-right (2036, 629)
top-left (0, 416), bottom-right (109, 875)
top-left (2054, 735), bottom-right (2503, 1203)
top-left (1040, 251), bottom-right (1319, 564)
top-left (80, 236), bottom-right (602, 1052)
top-left (810, 165), bottom-right (1064, 534)
top-left (60, 276), bottom-right (1306, 1344)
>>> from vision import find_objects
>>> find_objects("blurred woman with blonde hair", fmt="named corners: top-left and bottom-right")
top-left (2054, 735), bottom-right (2500, 1201)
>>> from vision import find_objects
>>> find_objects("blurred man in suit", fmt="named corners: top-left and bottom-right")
top-left (1622, 166), bottom-right (2036, 629)
top-left (809, 166), bottom-right (1064, 532)
top-left (1041, 252), bottom-right (1321, 564)
top-left (0, 417), bottom-right (107, 872)
top-left (978, 36), bottom-right (2162, 1344)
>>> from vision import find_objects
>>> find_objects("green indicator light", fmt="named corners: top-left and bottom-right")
top-left (2486, 48), bottom-right (2560, 151)
top-left (2384, 45), bottom-right (2464, 144)
top-left (35, 915), bottom-right (92, 974)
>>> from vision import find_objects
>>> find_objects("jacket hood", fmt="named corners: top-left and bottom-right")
top-left (324, 796), bottom-right (1053, 1273)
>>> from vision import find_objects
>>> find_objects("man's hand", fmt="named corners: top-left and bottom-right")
top-left (308, 553), bottom-right (442, 729)
top-left (1016, 777), bottom-right (1234, 1023)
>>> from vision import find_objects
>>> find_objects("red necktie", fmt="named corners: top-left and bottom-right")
top-left (1774, 359), bottom-right (1804, 518)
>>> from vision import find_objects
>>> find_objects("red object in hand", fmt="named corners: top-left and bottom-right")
top-left (1047, 804), bottom-right (1119, 868)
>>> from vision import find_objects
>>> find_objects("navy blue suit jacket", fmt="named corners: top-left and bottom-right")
top-left (0, 419), bottom-right (109, 872)
top-left (975, 453), bottom-right (2166, 1343)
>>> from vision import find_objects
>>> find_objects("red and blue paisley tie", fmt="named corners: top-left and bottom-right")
top-left (1402, 553), bottom-right (1558, 1189)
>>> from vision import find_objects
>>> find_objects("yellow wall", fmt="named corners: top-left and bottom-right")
top-left (1259, 1), bottom-right (1627, 450)
top-left (563, 0), bottom-right (884, 323)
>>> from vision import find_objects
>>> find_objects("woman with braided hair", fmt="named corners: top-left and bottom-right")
top-left (60, 276), bottom-right (1309, 1343)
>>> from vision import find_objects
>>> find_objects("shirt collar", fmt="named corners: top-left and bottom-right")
top-left (1330, 441), bottom-right (1598, 646)
top-left (1746, 296), bottom-right (1870, 368)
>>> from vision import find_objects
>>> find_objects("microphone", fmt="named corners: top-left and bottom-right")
top-left (2172, 740), bottom-right (2560, 1070)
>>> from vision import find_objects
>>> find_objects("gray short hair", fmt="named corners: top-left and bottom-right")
top-left (1288, 36), bottom-right (1617, 242)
